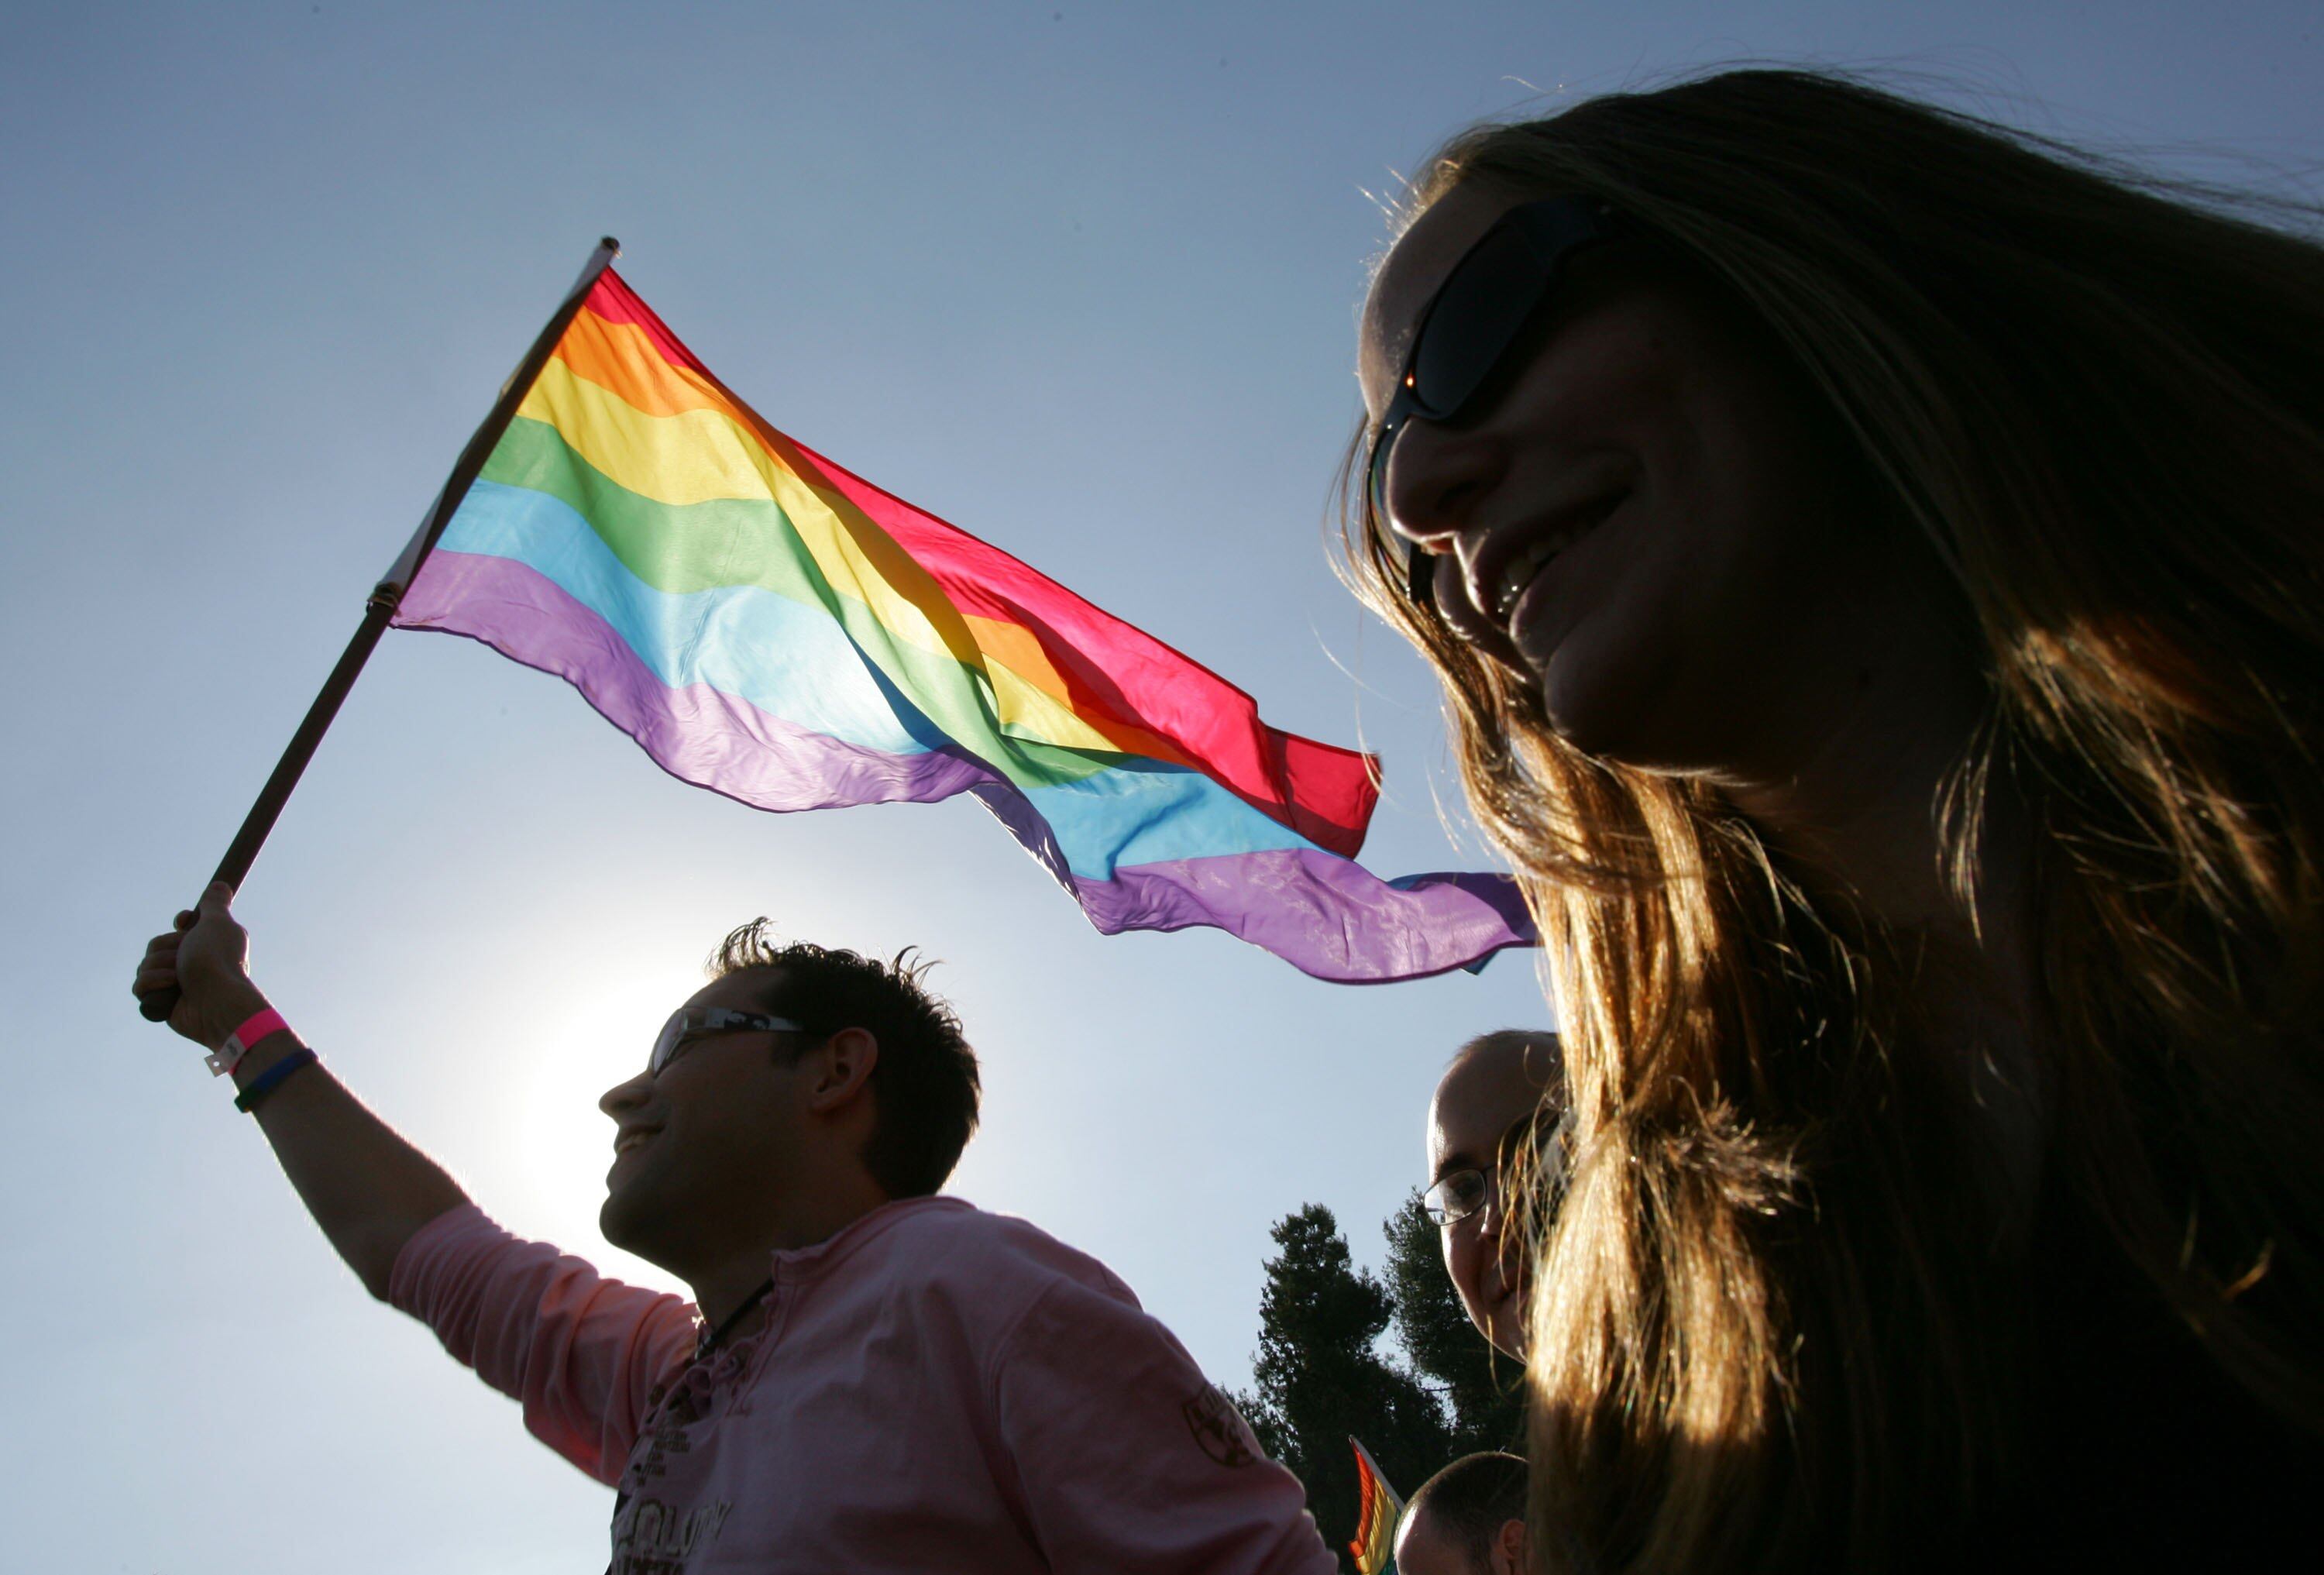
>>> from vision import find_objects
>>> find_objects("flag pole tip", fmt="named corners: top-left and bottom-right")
top-left (601, 236), bottom-right (622, 255)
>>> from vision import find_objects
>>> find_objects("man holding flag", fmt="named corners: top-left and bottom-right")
top-left (135, 886), bottom-right (1336, 1573)
top-left (128, 240), bottom-right (1526, 1573)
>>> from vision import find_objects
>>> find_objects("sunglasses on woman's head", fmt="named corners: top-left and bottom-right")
top-left (1367, 195), bottom-right (1622, 606)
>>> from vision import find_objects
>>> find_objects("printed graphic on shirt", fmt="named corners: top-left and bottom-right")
top-left (627, 1378), bottom-right (704, 1491)
top-left (1182, 1381), bottom-right (1260, 1467)
top-left (610, 1370), bottom-right (730, 1570)
top-left (609, 1493), bottom-right (732, 1574)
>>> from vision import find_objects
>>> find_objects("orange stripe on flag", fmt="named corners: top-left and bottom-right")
top-left (1349, 1437), bottom-right (1404, 1575)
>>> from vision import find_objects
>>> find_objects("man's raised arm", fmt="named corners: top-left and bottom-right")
top-left (134, 882), bottom-right (469, 1298)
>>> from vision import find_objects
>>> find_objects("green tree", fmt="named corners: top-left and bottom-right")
top-left (1381, 1189), bottom-right (1529, 1454)
top-left (1236, 1204), bottom-right (1452, 1571)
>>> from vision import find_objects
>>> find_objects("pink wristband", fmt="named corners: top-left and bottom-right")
top-left (206, 1006), bottom-right (290, 1078)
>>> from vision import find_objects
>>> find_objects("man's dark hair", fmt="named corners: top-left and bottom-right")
top-left (1407, 1451), bottom-right (1527, 1571)
top-left (710, 919), bottom-right (981, 1198)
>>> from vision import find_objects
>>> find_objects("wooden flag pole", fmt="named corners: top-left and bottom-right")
top-left (138, 237), bottom-right (622, 1022)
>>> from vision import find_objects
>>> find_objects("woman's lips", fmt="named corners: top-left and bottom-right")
top-left (1477, 490), bottom-right (1628, 638)
top-left (1490, 522), bottom-right (1583, 624)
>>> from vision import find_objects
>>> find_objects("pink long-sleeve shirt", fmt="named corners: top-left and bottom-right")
top-left (389, 1197), bottom-right (1336, 1574)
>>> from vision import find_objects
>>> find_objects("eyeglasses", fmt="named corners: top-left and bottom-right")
top-left (1366, 195), bottom-right (1621, 606)
top-left (648, 1006), bottom-right (806, 1076)
top-left (1424, 1106), bottom-right (1575, 1229)
top-left (1423, 1164), bottom-right (1501, 1229)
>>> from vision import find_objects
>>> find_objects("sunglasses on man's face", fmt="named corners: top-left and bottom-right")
top-left (1367, 195), bottom-right (1621, 606)
top-left (648, 1006), bottom-right (806, 1076)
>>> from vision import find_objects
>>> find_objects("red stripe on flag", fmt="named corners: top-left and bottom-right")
top-left (581, 270), bottom-right (710, 379)
top-left (567, 266), bottom-right (1379, 856)
top-left (793, 436), bottom-right (1378, 857)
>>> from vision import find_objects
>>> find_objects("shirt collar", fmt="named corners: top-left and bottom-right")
top-left (767, 1193), bottom-right (971, 1282)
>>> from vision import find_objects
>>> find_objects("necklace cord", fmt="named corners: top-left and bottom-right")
top-left (696, 1276), bottom-right (775, 1359)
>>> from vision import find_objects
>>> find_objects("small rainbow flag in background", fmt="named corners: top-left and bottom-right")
top-left (390, 267), bottom-right (1532, 981)
top-left (1349, 1436), bottom-right (1406, 1574)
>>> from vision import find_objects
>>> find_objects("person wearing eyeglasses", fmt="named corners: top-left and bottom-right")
top-left (1423, 1029), bottom-right (1563, 1361)
top-left (132, 884), bottom-right (1336, 1575)
top-left (1343, 66), bottom-right (2324, 1573)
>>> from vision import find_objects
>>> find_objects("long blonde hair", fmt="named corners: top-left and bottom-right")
top-left (1342, 68), bottom-right (2324, 1568)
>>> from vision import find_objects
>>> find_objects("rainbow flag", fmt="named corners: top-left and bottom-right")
top-left (1349, 1436), bottom-right (1405, 1574)
top-left (391, 268), bottom-right (1533, 981)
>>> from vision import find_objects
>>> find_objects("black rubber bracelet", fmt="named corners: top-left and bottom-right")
top-left (235, 1047), bottom-right (318, 1114)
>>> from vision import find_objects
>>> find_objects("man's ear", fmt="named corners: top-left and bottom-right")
top-left (804, 1027), bottom-right (878, 1114)
top-left (1491, 1515), bottom-right (1527, 1575)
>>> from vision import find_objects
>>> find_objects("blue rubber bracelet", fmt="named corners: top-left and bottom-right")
top-left (235, 1047), bottom-right (318, 1114)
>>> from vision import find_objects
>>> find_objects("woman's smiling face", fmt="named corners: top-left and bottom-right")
top-left (1361, 183), bottom-right (1906, 781)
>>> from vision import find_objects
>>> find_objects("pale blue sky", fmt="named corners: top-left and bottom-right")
top-left (5, 2), bottom-right (2319, 1569)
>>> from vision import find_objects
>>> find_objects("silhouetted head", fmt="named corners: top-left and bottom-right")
top-left (1427, 1029), bottom-right (1563, 1359)
top-left (1394, 1451), bottom-right (1529, 1575)
top-left (596, 920), bottom-right (980, 1277)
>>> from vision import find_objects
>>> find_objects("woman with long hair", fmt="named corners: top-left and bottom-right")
top-left (1345, 68), bottom-right (2324, 1568)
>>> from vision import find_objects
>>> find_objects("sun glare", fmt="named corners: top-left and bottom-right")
top-left (508, 963), bottom-right (703, 1291)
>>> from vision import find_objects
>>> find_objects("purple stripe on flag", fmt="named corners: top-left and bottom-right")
top-left (397, 550), bottom-right (997, 813)
top-left (964, 777), bottom-right (1534, 983)
top-left (1078, 851), bottom-right (1535, 983)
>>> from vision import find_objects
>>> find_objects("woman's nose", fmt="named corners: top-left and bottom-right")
top-left (1382, 414), bottom-right (1508, 551)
